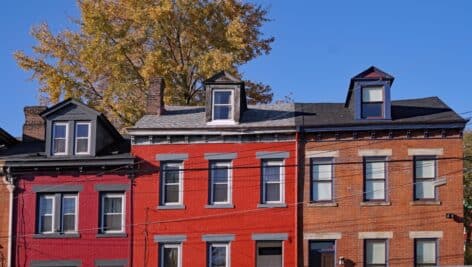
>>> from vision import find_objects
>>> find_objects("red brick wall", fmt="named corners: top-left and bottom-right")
top-left (302, 134), bottom-right (464, 267)
top-left (0, 182), bottom-right (10, 267)
top-left (132, 141), bottom-right (298, 267)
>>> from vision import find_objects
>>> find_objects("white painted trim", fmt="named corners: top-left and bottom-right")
top-left (307, 150), bottom-right (339, 158)
top-left (210, 161), bottom-right (232, 205)
top-left (303, 232), bottom-right (342, 240)
top-left (52, 122), bottom-right (69, 155)
top-left (212, 89), bottom-right (234, 122)
top-left (74, 122), bottom-right (91, 155)
top-left (262, 159), bottom-right (285, 204)
top-left (127, 129), bottom-right (297, 136)
top-left (2, 174), bottom-right (13, 267)
top-left (358, 149), bottom-right (392, 157)
top-left (408, 148), bottom-right (444, 156)
top-left (358, 232), bottom-right (393, 239)
top-left (409, 231), bottom-right (443, 239)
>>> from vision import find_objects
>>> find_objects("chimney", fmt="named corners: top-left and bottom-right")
top-left (23, 106), bottom-right (47, 142)
top-left (146, 77), bottom-right (165, 116)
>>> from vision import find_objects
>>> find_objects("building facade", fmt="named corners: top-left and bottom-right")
top-left (299, 67), bottom-right (467, 267)
top-left (128, 73), bottom-right (299, 267)
top-left (1, 100), bottom-right (134, 267)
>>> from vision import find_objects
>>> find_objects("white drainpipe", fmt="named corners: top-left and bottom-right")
top-left (2, 173), bottom-right (13, 267)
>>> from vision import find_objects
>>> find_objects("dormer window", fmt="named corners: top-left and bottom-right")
top-left (52, 122), bottom-right (68, 155)
top-left (362, 86), bottom-right (384, 119)
top-left (212, 90), bottom-right (233, 121)
top-left (75, 122), bottom-right (91, 155)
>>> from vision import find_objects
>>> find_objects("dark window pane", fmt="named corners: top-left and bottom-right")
top-left (212, 167), bottom-right (229, 182)
top-left (362, 103), bottom-right (383, 118)
top-left (165, 184), bottom-right (179, 203)
top-left (164, 169), bottom-right (180, 184)
top-left (163, 247), bottom-right (178, 267)
top-left (105, 214), bottom-right (122, 231)
top-left (76, 124), bottom-right (89, 137)
top-left (104, 197), bottom-right (122, 213)
top-left (213, 184), bottom-right (228, 202)
top-left (54, 125), bottom-right (66, 138)
top-left (258, 247), bottom-right (282, 255)
top-left (63, 214), bottom-right (75, 232)
top-left (214, 106), bottom-right (231, 120)
top-left (214, 91), bottom-right (231, 104)
top-left (263, 165), bottom-right (281, 182)
top-left (40, 197), bottom-right (53, 214)
top-left (210, 246), bottom-right (227, 267)
top-left (266, 183), bottom-right (280, 202)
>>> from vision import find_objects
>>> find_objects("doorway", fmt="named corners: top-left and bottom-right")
top-left (309, 240), bottom-right (335, 267)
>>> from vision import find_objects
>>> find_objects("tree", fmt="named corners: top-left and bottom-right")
top-left (464, 131), bottom-right (472, 263)
top-left (15, 0), bottom-right (274, 128)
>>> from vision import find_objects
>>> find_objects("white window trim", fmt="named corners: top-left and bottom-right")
top-left (61, 194), bottom-right (78, 233)
top-left (211, 89), bottom-right (234, 122)
top-left (364, 239), bottom-right (388, 266)
top-left (74, 122), bottom-right (91, 155)
top-left (311, 158), bottom-right (334, 202)
top-left (101, 193), bottom-right (125, 234)
top-left (364, 157), bottom-right (387, 201)
top-left (160, 243), bottom-right (182, 267)
top-left (38, 195), bottom-right (56, 234)
top-left (208, 243), bottom-right (230, 267)
top-left (210, 161), bottom-right (232, 205)
top-left (52, 122), bottom-right (68, 155)
top-left (262, 160), bottom-right (285, 204)
top-left (161, 162), bottom-right (184, 206)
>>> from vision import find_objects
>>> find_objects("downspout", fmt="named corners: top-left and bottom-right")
top-left (1, 165), bottom-right (13, 267)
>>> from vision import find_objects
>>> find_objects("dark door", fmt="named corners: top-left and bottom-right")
top-left (309, 240), bottom-right (335, 267)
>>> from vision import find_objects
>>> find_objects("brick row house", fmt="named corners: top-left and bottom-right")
top-left (0, 100), bottom-right (135, 267)
top-left (0, 66), bottom-right (467, 267)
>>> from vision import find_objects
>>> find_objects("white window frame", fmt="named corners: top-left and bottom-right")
top-left (101, 193), bottom-right (125, 234)
top-left (52, 122), bottom-right (68, 155)
top-left (161, 162), bottom-right (184, 206)
top-left (364, 157), bottom-right (387, 201)
top-left (262, 160), bottom-right (285, 204)
top-left (208, 243), bottom-right (230, 267)
top-left (38, 194), bottom-right (56, 234)
top-left (414, 238), bottom-right (438, 266)
top-left (364, 239), bottom-right (388, 267)
top-left (414, 156), bottom-right (437, 201)
top-left (74, 122), bottom-right (91, 155)
top-left (61, 194), bottom-right (78, 233)
top-left (210, 161), bottom-right (232, 205)
top-left (311, 158), bottom-right (334, 202)
top-left (212, 89), bottom-right (234, 122)
top-left (160, 243), bottom-right (182, 267)
top-left (361, 86), bottom-right (385, 119)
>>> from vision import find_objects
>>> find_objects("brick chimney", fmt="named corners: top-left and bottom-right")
top-left (145, 77), bottom-right (165, 116)
top-left (23, 106), bottom-right (47, 142)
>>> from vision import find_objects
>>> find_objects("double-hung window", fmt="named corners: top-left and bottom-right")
top-left (362, 86), bottom-right (384, 119)
top-left (365, 239), bottom-right (387, 267)
top-left (261, 160), bottom-right (284, 204)
top-left (414, 157), bottom-right (437, 200)
top-left (364, 157), bottom-right (387, 201)
top-left (52, 122), bottom-right (68, 155)
top-left (415, 239), bottom-right (438, 266)
top-left (210, 161), bottom-right (232, 204)
top-left (208, 243), bottom-right (229, 267)
top-left (311, 158), bottom-right (334, 202)
top-left (100, 192), bottom-right (125, 233)
top-left (212, 90), bottom-right (233, 121)
top-left (75, 122), bottom-right (91, 155)
top-left (38, 193), bottom-right (77, 234)
top-left (161, 162), bottom-right (183, 206)
top-left (160, 243), bottom-right (182, 267)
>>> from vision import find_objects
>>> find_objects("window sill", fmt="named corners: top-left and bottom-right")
top-left (206, 120), bottom-right (237, 126)
top-left (307, 202), bottom-right (338, 207)
top-left (257, 203), bottom-right (287, 208)
top-left (410, 200), bottom-right (441, 206)
top-left (157, 204), bottom-right (186, 210)
top-left (33, 233), bottom-right (80, 239)
top-left (205, 204), bottom-right (234, 209)
top-left (96, 233), bottom-right (127, 238)
top-left (360, 201), bottom-right (391, 206)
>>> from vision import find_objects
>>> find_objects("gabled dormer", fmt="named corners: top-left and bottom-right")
top-left (204, 71), bottom-right (247, 124)
top-left (41, 99), bottom-right (123, 157)
top-left (345, 66), bottom-right (394, 120)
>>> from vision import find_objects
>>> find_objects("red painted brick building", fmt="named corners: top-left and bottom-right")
top-left (128, 72), bottom-right (299, 267)
top-left (297, 67), bottom-right (467, 267)
top-left (2, 100), bottom-right (134, 267)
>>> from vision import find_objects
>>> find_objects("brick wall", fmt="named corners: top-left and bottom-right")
top-left (302, 132), bottom-right (464, 266)
top-left (0, 182), bottom-right (9, 267)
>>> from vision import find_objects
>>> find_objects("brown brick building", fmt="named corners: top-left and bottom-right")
top-left (297, 67), bottom-right (467, 267)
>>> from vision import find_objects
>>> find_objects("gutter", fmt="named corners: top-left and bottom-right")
top-left (0, 163), bottom-right (13, 267)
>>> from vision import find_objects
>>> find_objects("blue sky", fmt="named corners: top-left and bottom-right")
top-left (1, 1), bottom-right (471, 136)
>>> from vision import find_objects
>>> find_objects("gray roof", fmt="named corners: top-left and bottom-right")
top-left (297, 97), bottom-right (467, 129)
top-left (133, 103), bottom-right (296, 130)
